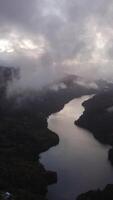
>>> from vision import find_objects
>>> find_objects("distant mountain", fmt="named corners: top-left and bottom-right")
top-left (0, 66), bottom-right (19, 96)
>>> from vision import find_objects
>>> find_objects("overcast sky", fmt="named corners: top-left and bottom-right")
top-left (0, 0), bottom-right (113, 90)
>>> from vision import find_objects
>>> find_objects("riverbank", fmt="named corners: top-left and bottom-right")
top-left (76, 184), bottom-right (113, 200)
top-left (75, 88), bottom-right (113, 199)
top-left (41, 95), bottom-right (113, 200)
top-left (0, 67), bottom-right (98, 200)
top-left (75, 88), bottom-right (113, 160)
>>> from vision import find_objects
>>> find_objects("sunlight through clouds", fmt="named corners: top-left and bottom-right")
top-left (0, 39), bottom-right (14, 53)
top-left (0, 33), bottom-right (48, 59)
top-left (0, 0), bottom-right (113, 88)
top-left (95, 32), bottom-right (106, 49)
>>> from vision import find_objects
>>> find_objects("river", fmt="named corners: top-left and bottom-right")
top-left (41, 95), bottom-right (113, 200)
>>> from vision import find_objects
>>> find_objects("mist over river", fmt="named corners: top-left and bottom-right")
top-left (41, 96), bottom-right (113, 200)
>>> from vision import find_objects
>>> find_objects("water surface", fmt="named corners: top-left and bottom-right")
top-left (41, 96), bottom-right (113, 200)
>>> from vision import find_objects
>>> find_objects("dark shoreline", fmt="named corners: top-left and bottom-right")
top-left (2, 66), bottom-right (113, 200)
top-left (75, 89), bottom-right (113, 199)
top-left (0, 67), bottom-right (97, 200)
top-left (75, 89), bottom-right (113, 155)
top-left (76, 184), bottom-right (113, 200)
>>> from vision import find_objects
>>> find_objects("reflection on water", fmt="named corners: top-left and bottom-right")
top-left (41, 96), bottom-right (113, 200)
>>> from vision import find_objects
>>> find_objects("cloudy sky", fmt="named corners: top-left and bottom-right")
top-left (0, 0), bottom-right (113, 89)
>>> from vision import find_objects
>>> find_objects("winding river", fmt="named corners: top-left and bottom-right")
top-left (41, 95), bottom-right (113, 200)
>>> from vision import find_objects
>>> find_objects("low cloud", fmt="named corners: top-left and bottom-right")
top-left (0, 0), bottom-right (113, 92)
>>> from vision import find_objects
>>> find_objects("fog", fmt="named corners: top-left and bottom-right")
top-left (0, 0), bottom-right (113, 91)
